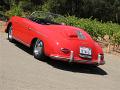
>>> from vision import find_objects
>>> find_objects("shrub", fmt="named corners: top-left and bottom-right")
top-left (112, 31), bottom-right (120, 45)
top-left (5, 2), bottom-right (25, 18)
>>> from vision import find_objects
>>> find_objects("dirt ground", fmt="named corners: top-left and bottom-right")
top-left (0, 21), bottom-right (6, 32)
top-left (0, 23), bottom-right (120, 90)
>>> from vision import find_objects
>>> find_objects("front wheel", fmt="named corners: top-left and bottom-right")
top-left (8, 25), bottom-right (13, 42)
top-left (33, 39), bottom-right (44, 60)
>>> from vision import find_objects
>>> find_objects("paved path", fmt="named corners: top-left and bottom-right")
top-left (0, 32), bottom-right (120, 90)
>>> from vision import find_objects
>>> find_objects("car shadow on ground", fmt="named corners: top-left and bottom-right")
top-left (10, 39), bottom-right (108, 76)
top-left (44, 59), bottom-right (107, 75)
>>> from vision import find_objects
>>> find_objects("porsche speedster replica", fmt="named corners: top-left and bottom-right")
top-left (6, 11), bottom-right (105, 66)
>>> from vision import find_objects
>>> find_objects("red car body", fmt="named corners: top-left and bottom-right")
top-left (6, 12), bottom-right (105, 66)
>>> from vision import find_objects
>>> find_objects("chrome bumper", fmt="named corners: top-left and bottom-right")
top-left (50, 51), bottom-right (74, 62)
top-left (50, 51), bottom-right (105, 65)
top-left (69, 51), bottom-right (74, 63)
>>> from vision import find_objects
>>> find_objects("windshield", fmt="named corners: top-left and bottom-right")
top-left (28, 11), bottom-right (66, 25)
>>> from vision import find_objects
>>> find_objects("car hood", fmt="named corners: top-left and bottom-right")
top-left (40, 24), bottom-right (95, 46)
top-left (34, 24), bottom-right (102, 56)
top-left (42, 25), bottom-right (93, 41)
top-left (40, 25), bottom-right (101, 56)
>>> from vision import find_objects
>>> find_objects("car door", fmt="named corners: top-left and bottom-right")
top-left (13, 17), bottom-right (32, 46)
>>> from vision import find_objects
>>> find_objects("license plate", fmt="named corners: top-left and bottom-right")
top-left (80, 47), bottom-right (92, 55)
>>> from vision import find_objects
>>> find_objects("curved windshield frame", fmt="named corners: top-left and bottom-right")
top-left (28, 11), bottom-right (66, 25)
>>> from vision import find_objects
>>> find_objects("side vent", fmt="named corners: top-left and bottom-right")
top-left (76, 30), bottom-right (86, 39)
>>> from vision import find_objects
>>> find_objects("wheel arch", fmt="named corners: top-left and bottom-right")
top-left (30, 36), bottom-right (46, 47)
top-left (30, 38), bottom-right (38, 49)
top-left (30, 36), bottom-right (55, 56)
top-left (6, 22), bottom-right (12, 33)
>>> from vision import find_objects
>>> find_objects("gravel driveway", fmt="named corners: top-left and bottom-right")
top-left (0, 32), bottom-right (120, 90)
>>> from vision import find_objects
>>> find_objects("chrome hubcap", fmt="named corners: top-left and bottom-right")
top-left (34, 40), bottom-right (43, 56)
top-left (8, 26), bottom-right (12, 39)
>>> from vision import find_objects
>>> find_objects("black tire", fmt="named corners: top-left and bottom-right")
top-left (8, 25), bottom-right (13, 42)
top-left (33, 39), bottom-right (44, 60)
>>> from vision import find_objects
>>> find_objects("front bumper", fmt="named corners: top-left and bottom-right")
top-left (50, 51), bottom-right (105, 65)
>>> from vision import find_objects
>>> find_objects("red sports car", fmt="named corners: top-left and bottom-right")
top-left (6, 11), bottom-right (105, 66)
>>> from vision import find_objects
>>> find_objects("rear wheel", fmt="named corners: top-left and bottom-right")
top-left (8, 25), bottom-right (13, 42)
top-left (33, 39), bottom-right (44, 60)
